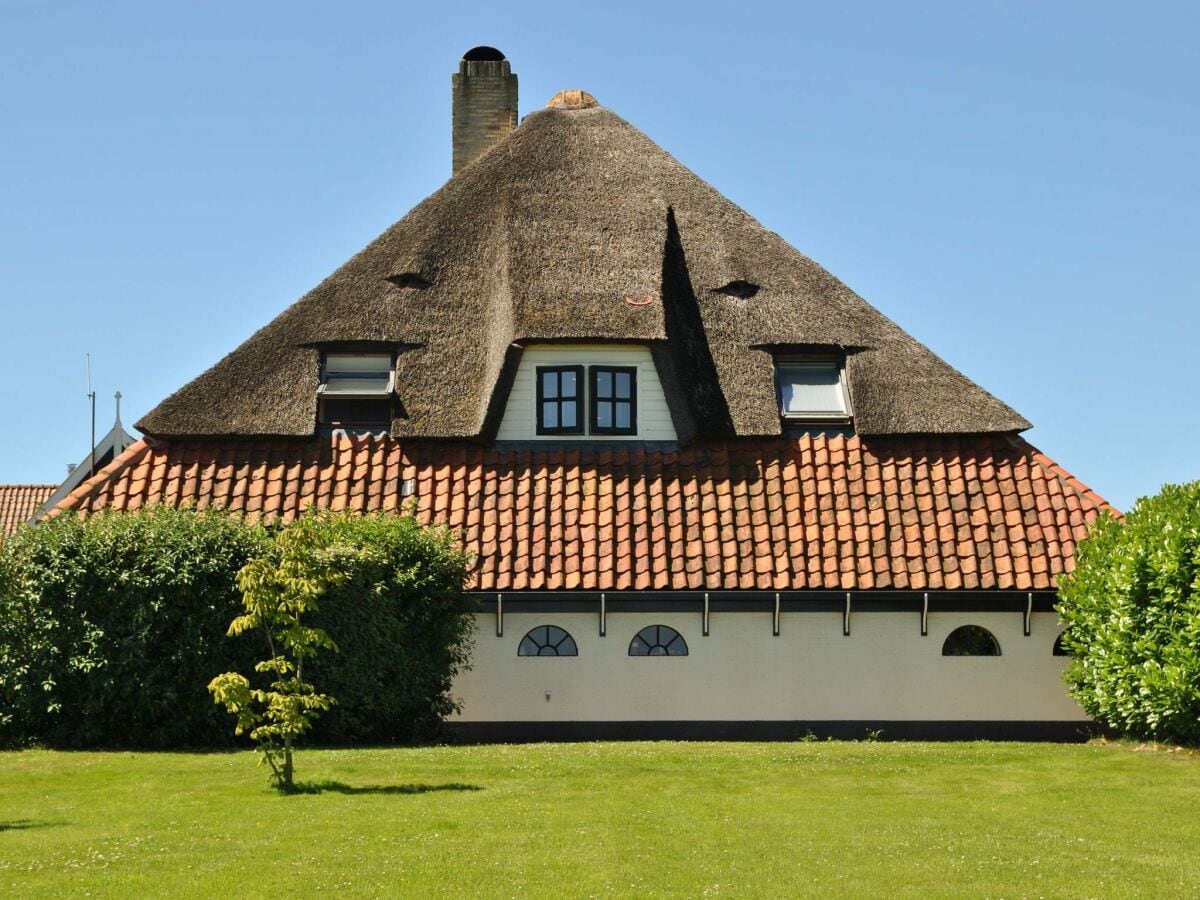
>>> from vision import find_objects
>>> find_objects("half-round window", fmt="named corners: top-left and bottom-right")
top-left (1053, 632), bottom-right (1071, 657)
top-left (942, 625), bottom-right (1001, 657)
top-left (518, 625), bottom-right (578, 657)
top-left (629, 625), bottom-right (688, 657)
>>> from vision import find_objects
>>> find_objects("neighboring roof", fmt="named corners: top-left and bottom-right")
top-left (0, 484), bottom-right (56, 537)
top-left (49, 433), bottom-right (1113, 591)
top-left (35, 412), bottom-right (138, 520)
top-left (137, 104), bottom-right (1031, 441)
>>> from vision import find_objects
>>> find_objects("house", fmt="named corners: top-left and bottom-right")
top-left (36, 394), bottom-right (137, 521)
top-left (2, 396), bottom-right (134, 538)
top-left (1, 484), bottom-right (56, 538)
top-left (45, 48), bottom-right (1114, 740)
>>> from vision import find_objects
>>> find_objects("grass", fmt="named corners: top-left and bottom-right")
top-left (2, 741), bottom-right (1198, 897)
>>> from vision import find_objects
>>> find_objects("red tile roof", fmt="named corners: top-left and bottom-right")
top-left (1, 484), bottom-right (57, 537)
top-left (46, 434), bottom-right (1115, 592)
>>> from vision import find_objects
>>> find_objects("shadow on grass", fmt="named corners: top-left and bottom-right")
top-left (287, 781), bottom-right (484, 796)
top-left (0, 819), bottom-right (65, 832)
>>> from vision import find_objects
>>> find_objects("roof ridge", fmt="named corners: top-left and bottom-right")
top-left (44, 439), bottom-right (154, 519)
top-left (0, 483), bottom-right (58, 489)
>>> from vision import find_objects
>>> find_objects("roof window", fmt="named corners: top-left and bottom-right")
top-left (318, 352), bottom-right (394, 432)
top-left (775, 358), bottom-right (850, 423)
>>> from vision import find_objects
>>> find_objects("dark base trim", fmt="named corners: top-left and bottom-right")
top-left (443, 720), bottom-right (1104, 744)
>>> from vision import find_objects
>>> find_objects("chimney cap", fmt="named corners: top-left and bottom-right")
top-left (462, 46), bottom-right (506, 62)
top-left (548, 89), bottom-right (599, 110)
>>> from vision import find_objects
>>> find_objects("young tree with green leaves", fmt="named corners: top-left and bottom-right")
top-left (1057, 481), bottom-right (1200, 745)
top-left (209, 513), bottom-right (356, 791)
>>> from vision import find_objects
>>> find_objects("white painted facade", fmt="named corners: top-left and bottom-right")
top-left (452, 612), bottom-right (1084, 723)
top-left (496, 343), bottom-right (677, 442)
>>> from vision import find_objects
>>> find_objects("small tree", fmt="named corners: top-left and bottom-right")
top-left (1057, 481), bottom-right (1200, 745)
top-left (209, 513), bottom-right (354, 790)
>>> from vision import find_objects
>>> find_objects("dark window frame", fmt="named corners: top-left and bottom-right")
top-left (518, 625), bottom-right (579, 657)
top-left (589, 365), bottom-right (638, 436)
top-left (535, 365), bottom-right (585, 436)
top-left (628, 624), bottom-right (688, 657)
top-left (1053, 632), bottom-right (1071, 657)
top-left (317, 349), bottom-right (396, 431)
top-left (941, 625), bottom-right (1002, 657)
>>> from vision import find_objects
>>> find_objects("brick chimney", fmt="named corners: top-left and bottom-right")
top-left (452, 46), bottom-right (518, 176)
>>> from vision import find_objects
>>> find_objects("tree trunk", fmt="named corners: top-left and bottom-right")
top-left (283, 738), bottom-right (294, 791)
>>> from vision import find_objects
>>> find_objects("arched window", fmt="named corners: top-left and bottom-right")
top-left (1053, 632), bottom-right (1071, 657)
top-left (629, 625), bottom-right (688, 657)
top-left (942, 625), bottom-right (1001, 657)
top-left (518, 625), bottom-right (578, 657)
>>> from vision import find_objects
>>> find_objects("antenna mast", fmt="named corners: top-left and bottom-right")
top-left (86, 354), bottom-right (96, 478)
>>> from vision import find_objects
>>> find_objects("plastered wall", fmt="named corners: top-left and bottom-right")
top-left (452, 611), bottom-right (1085, 722)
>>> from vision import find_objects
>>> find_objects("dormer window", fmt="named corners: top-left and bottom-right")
top-left (590, 366), bottom-right (637, 435)
top-left (498, 345), bottom-right (672, 442)
top-left (318, 351), bottom-right (394, 431)
top-left (536, 365), bottom-right (584, 436)
top-left (776, 358), bottom-right (851, 423)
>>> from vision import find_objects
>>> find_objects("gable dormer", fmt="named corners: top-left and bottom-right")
top-left (495, 344), bottom-right (677, 442)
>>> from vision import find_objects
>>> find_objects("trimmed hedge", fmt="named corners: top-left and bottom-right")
top-left (292, 512), bottom-right (473, 745)
top-left (0, 508), bottom-right (267, 748)
top-left (1058, 482), bottom-right (1200, 745)
top-left (0, 508), bottom-right (473, 749)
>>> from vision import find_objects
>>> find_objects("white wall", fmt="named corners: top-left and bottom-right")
top-left (452, 612), bottom-right (1084, 722)
top-left (495, 344), bottom-right (677, 441)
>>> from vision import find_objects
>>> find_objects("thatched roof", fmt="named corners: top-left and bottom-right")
top-left (137, 104), bottom-right (1030, 439)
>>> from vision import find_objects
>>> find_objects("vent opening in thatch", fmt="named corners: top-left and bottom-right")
top-left (388, 272), bottom-right (433, 290)
top-left (713, 280), bottom-right (759, 299)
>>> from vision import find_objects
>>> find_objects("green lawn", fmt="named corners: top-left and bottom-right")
top-left (2, 742), bottom-right (1198, 897)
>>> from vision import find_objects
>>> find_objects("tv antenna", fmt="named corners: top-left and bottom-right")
top-left (86, 353), bottom-right (96, 477)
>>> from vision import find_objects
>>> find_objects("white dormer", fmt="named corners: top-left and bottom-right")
top-left (496, 344), bottom-right (677, 441)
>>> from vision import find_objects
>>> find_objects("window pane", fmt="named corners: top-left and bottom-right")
top-left (542, 371), bottom-right (558, 399)
top-left (615, 371), bottom-right (631, 398)
top-left (596, 370), bottom-right (611, 398)
top-left (322, 374), bottom-right (391, 396)
top-left (615, 402), bottom-right (630, 430)
top-left (518, 637), bottom-right (539, 656)
top-left (326, 353), bottom-right (391, 374)
top-left (543, 403), bottom-right (558, 428)
top-left (561, 370), bottom-right (577, 398)
top-left (561, 401), bottom-right (577, 428)
top-left (596, 401), bottom-right (612, 428)
top-left (780, 363), bottom-right (845, 414)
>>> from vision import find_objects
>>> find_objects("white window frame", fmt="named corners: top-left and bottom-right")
top-left (775, 357), bottom-right (852, 424)
top-left (318, 352), bottom-right (396, 400)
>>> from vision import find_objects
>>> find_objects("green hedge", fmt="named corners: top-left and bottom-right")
top-left (0, 508), bottom-right (473, 749)
top-left (0, 508), bottom-right (267, 748)
top-left (1058, 481), bottom-right (1200, 745)
top-left (276, 512), bottom-right (474, 745)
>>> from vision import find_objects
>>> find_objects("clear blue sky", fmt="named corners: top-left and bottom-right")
top-left (2, 1), bottom-right (1196, 512)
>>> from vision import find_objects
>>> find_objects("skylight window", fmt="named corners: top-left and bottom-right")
top-left (776, 359), bottom-right (850, 422)
top-left (318, 352), bottom-right (394, 432)
top-left (319, 353), bottom-right (394, 399)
